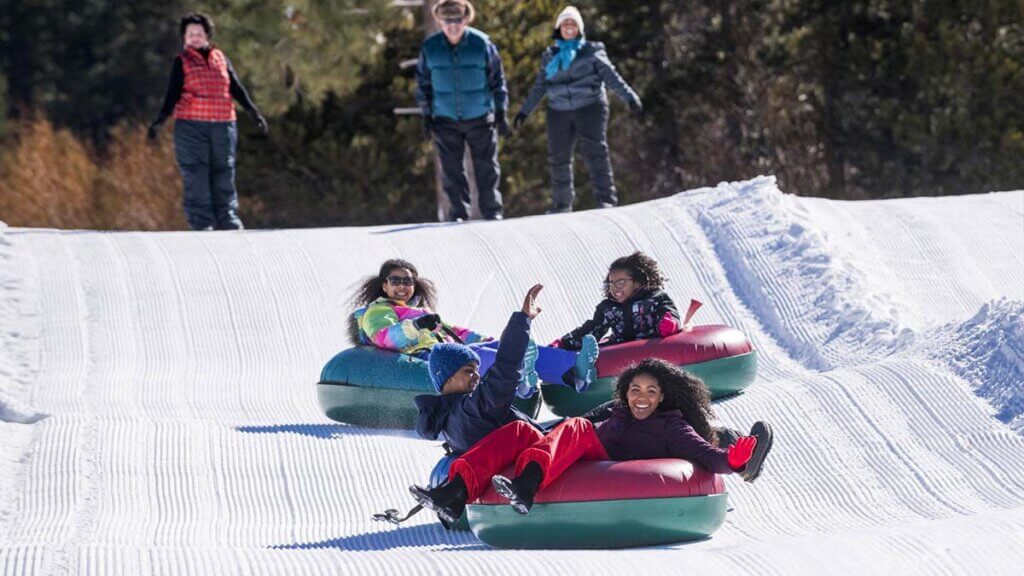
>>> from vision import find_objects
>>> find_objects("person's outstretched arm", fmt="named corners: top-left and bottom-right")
top-left (150, 57), bottom-right (183, 129)
top-left (592, 44), bottom-right (641, 108)
top-left (468, 285), bottom-right (543, 418)
top-left (665, 416), bottom-right (734, 474)
top-left (517, 52), bottom-right (550, 119)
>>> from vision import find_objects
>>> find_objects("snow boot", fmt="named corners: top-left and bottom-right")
top-left (491, 461), bottom-right (544, 515)
top-left (516, 339), bottom-right (540, 398)
top-left (572, 335), bottom-right (600, 392)
top-left (741, 421), bottom-right (774, 483)
top-left (409, 475), bottom-right (469, 525)
top-left (716, 426), bottom-right (743, 449)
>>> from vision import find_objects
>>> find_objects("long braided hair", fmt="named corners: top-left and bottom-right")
top-left (614, 358), bottom-right (718, 445)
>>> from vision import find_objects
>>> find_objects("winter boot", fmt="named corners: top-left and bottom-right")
top-left (741, 421), bottom-right (774, 483)
top-left (409, 475), bottom-right (469, 525)
top-left (545, 204), bottom-right (572, 214)
top-left (516, 339), bottom-right (540, 398)
top-left (715, 426), bottom-right (743, 449)
top-left (572, 335), bottom-right (600, 392)
top-left (491, 461), bottom-right (544, 515)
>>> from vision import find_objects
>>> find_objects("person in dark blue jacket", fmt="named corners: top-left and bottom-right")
top-left (513, 6), bottom-right (642, 214)
top-left (415, 0), bottom-right (511, 222)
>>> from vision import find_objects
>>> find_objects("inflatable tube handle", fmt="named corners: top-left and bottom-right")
top-left (682, 299), bottom-right (703, 331)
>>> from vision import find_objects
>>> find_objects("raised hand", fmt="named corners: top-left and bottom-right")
top-left (521, 284), bottom-right (543, 319)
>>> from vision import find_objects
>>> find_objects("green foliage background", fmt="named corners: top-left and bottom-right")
top-left (2, 0), bottom-right (1022, 227)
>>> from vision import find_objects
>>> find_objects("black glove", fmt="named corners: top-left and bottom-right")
top-left (628, 99), bottom-right (644, 118)
top-left (422, 116), bottom-right (434, 142)
top-left (496, 111), bottom-right (512, 138)
top-left (580, 400), bottom-right (615, 424)
top-left (414, 313), bottom-right (441, 331)
top-left (249, 109), bottom-right (269, 135)
top-left (147, 120), bottom-right (164, 142)
top-left (513, 112), bottom-right (527, 130)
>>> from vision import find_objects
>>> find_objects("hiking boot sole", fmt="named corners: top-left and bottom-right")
top-left (491, 475), bottom-right (532, 515)
top-left (742, 421), bottom-right (774, 483)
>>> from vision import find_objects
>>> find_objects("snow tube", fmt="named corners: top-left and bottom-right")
top-left (466, 459), bottom-right (727, 549)
top-left (317, 346), bottom-right (542, 429)
top-left (541, 324), bottom-right (757, 417)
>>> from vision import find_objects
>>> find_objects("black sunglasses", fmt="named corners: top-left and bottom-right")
top-left (443, 17), bottom-right (465, 24)
top-left (386, 276), bottom-right (415, 287)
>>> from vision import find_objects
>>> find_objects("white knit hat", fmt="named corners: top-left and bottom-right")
top-left (554, 6), bottom-right (584, 37)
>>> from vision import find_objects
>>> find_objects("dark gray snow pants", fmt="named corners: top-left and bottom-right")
top-left (173, 119), bottom-right (244, 231)
top-left (546, 101), bottom-right (617, 209)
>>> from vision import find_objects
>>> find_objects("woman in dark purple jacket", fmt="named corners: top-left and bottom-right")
top-left (415, 358), bottom-right (774, 520)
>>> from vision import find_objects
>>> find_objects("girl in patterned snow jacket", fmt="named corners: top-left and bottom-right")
top-left (348, 259), bottom-right (488, 356)
top-left (556, 252), bottom-right (682, 350)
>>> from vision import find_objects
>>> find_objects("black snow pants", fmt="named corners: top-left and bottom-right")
top-left (173, 119), bottom-right (244, 231)
top-left (546, 100), bottom-right (617, 210)
top-left (432, 115), bottom-right (503, 221)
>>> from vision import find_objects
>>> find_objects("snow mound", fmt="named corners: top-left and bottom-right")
top-left (688, 177), bottom-right (914, 371)
top-left (928, 299), bottom-right (1024, 432)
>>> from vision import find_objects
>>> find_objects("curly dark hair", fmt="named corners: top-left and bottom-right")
top-left (614, 358), bottom-right (718, 445)
top-left (604, 251), bottom-right (666, 299)
top-left (179, 13), bottom-right (214, 39)
top-left (346, 259), bottom-right (438, 343)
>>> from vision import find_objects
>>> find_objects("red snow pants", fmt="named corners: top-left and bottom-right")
top-left (447, 417), bottom-right (609, 500)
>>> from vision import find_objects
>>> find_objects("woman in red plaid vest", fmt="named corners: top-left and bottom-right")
top-left (149, 13), bottom-right (267, 231)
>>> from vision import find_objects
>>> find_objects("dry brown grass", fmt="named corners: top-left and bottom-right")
top-left (0, 116), bottom-right (186, 230)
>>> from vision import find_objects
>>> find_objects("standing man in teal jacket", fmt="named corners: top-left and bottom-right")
top-left (415, 0), bottom-right (511, 222)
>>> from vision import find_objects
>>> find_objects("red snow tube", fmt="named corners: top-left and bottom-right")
top-left (541, 301), bottom-right (758, 416)
top-left (466, 459), bottom-right (728, 549)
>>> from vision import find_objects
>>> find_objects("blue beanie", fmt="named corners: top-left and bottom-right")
top-left (429, 343), bottom-right (481, 393)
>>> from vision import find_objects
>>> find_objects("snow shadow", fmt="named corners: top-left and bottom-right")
top-left (371, 221), bottom-right (464, 235)
top-left (270, 524), bottom-right (483, 551)
top-left (235, 423), bottom-right (421, 441)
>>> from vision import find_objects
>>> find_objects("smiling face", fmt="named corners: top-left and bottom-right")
top-left (439, 16), bottom-right (467, 44)
top-left (606, 268), bottom-right (639, 303)
top-left (559, 18), bottom-right (580, 40)
top-left (381, 267), bottom-right (416, 301)
top-left (626, 373), bottom-right (664, 420)
top-left (183, 23), bottom-right (209, 50)
top-left (441, 362), bottom-right (480, 394)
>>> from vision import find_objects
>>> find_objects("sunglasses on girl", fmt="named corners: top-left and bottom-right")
top-left (386, 276), bottom-right (416, 286)
top-left (605, 278), bottom-right (635, 289)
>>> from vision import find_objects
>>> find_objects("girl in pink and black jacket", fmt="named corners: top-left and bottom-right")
top-left (556, 252), bottom-right (681, 350)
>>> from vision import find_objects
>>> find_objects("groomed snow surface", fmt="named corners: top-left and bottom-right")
top-left (2, 177), bottom-right (1024, 574)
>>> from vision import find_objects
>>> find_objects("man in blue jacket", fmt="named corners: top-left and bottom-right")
top-left (415, 0), bottom-right (511, 222)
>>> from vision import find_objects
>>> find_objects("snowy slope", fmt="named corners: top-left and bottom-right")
top-left (2, 177), bottom-right (1024, 574)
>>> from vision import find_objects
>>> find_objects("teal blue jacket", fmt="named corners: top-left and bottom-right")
top-left (415, 28), bottom-right (509, 121)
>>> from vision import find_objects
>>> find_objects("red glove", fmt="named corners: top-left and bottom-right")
top-left (727, 436), bottom-right (757, 471)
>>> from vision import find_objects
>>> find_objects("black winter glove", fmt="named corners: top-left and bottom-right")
top-left (628, 99), bottom-right (644, 118)
top-left (580, 400), bottom-right (615, 424)
top-left (496, 111), bottom-right (512, 138)
top-left (249, 109), bottom-right (269, 136)
top-left (414, 313), bottom-right (442, 331)
top-left (147, 120), bottom-right (164, 142)
top-left (422, 116), bottom-right (435, 142)
top-left (513, 112), bottom-right (527, 130)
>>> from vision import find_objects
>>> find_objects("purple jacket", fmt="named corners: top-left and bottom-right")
top-left (595, 407), bottom-right (734, 474)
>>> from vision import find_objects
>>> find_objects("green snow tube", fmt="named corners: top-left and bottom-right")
top-left (317, 347), bottom-right (542, 429)
top-left (467, 459), bottom-right (728, 549)
top-left (542, 325), bottom-right (757, 417)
